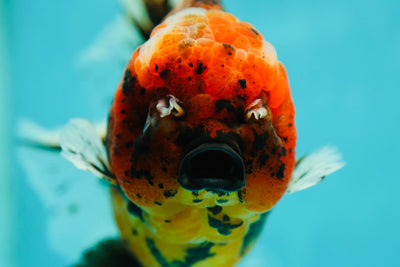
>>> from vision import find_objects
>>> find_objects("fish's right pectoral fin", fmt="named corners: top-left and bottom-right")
top-left (59, 119), bottom-right (118, 185)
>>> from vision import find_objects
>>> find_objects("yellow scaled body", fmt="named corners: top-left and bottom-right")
top-left (111, 186), bottom-right (268, 266)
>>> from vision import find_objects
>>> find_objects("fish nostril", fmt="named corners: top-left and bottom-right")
top-left (178, 143), bottom-right (245, 192)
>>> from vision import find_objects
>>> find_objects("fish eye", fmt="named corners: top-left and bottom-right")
top-left (156, 95), bottom-right (184, 118)
top-left (245, 99), bottom-right (269, 120)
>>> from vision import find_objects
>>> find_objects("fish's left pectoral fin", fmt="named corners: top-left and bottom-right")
top-left (286, 146), bottom-right (345, 194)
top-left (60, 119), bottom-right (117, 185)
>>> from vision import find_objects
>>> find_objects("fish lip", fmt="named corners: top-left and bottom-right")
top-left (178, 142), bottom-right (245, 192)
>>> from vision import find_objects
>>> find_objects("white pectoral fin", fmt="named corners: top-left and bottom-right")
top-left (18, 119), bottom-right (63, 149)
top-left (286, 146), bottom-right (345, 194)
top-left (60, 119), bottom-right (117, 185)
top-left (17, 123), bottom-right (119, 263)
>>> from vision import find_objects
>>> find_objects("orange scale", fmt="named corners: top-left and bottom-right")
top-left (207, 10), bottom-right (238, 23)
top-left (233, 23), bottom-right (260, 39)
top-left (207, 15), bottom-right (232, 27)
top-left (160, 33), bottom-right (187, 47)
top-left (256, 58), bottom-right (278, 89)
top-left (151, 23), bottom-right (167, 37)
top-left (215, 31), bottom-right (237, 44)
top-left (195, 38), bottom-right (215, 47)
top-left (210, 43), bottom-right (236, 62)
top-left (232, 36), bottom-right (251, 51)
top-left (136, 68), bottom-right (153, 88)
top-left (150, 73), bottom-right (164, 87)
top-left (247, 37), bottom-right (263, 49)
top-left (186, 94), bottom-right (216, 121)
top-left (267, 63), bottom-right (290, 109)
top-left (178, 45), bottom-right (194, 59)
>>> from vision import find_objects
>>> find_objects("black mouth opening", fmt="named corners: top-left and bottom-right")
top-left (178, 142), bottom-right (245, 192)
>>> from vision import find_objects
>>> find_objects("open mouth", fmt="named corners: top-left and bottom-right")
top-left (178, 142), bottom-right (245, 192)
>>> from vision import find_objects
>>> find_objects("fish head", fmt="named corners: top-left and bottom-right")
top-left (107, 8), bottom-right (296, 213)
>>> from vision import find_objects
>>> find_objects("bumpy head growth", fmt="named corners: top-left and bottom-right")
top-left (107, 5), bottom-right (296, 212)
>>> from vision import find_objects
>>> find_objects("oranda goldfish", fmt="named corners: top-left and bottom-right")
top-left (18, 0), bottom-right (345, 266)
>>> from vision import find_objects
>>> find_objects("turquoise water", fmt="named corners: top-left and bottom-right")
top-left (4, 0), bottom-right (400, 266)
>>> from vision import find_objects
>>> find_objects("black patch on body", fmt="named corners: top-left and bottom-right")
top-left (174, 242), bottom-right (215, 266)
top-left (146, 238), bottom-right (170, 267)
top-left (146, 238), bottom-right (215, 267)
top-left (127, 202), bottom-right (144, 222)
top-left (207, 215), bottom-right (243, 235)
top-left (207, 206), bottom-right (222, 215)
top-left (75, 239), bottom-right (141, 267)
top-left (240, 212), bottom-right (270, 255)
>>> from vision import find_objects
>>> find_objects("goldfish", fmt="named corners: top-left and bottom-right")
top-left (18, 0), bottom-right (345, 266)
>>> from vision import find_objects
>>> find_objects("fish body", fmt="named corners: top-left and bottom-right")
top-left (18, 0), bottom-right (344, 266)
top-left (107, 0), bottom-right (296, 266)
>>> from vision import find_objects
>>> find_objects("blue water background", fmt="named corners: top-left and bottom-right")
top-left (4, 0), bottom-right (400, 266)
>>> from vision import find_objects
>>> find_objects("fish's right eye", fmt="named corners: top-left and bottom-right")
top-left (156, 95), bottom-right (184, 118)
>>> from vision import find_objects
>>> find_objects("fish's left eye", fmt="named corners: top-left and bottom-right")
top-left (245, 99), bottom-right (269, 120)
top-left (156, 95), bottom-right (184, 118)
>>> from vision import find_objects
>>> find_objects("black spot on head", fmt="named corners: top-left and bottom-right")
top-left (192, 199), bottom-right (203, 203)
top-left (238, 79), bottom-right (247, 89)
top-left (125, 141), bottom-right (133, 149)
top-left (276, 163), bottom-right (286, 179)
top-left (122, 70), bottom-right (136, 95)
top-left (158, 183), bottom-right (164, 189)
top-left (154, 201), bottom-right (162, 206)
top-left (136, 194), bottom-right (142, 199)
top-left (165, 220), bottom-right (171, 223)
top-left (195, 62), bottom-right (206, 75)
top-left (215, 99), bottom-right (235, 113)
top-left (155, 64), bottom-right (159, 71)
top-left (258, 152), bottom-right (269, 167)
top-left (250, 130), bottom-right (269, 156)
top-left (129, 167), bottom-right (154, 186)
top-left (250, 27), bottom-right (260, 36)
top-left (163, 190), bottom-right (177, 198)
top-left (159, 69), bottom-right (170, 79)
top-left (189, 62), bottom-right (193, 68)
